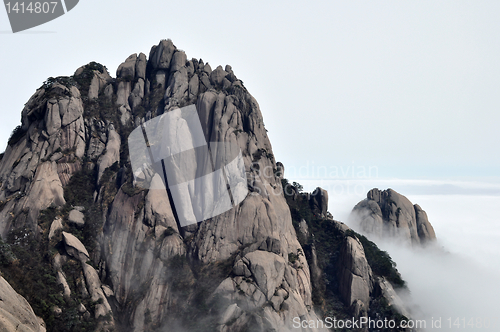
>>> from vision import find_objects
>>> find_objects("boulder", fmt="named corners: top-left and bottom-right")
top-left (68, 209), bottom-right (85, 227)
top-left (81, 263), bottom-right (113, 319)
top-left (78, 303), bottom-right (87, 314)
top-left (62, 231), bottom-right (89, 260)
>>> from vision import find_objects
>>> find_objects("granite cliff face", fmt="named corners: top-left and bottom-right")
top-left (0, 40), bottom-right (410, 331)
top-left (0, 275), bottom-right (46, 332)
top-left (350, 188), bottom-right (436, 246)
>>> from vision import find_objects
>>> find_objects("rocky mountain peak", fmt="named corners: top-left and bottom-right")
top-left (350, 188), bottom-right (437, 246)
top-left (0, 39), bottom-right (414, 332)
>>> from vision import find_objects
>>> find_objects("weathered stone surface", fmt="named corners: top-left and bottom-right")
top-left (338, 236), bottom-right (373, 311)
top-left (209, 65), bottom-right (226, 86)
top-left (56, 162), bottom-right (82, 187)
top-left (244, 251), bottom-right (286, 299)
top-left (48, 216), bottom-right (63, 239)
top-left (376, 277), bottom-right (410, 318)
top-left (119, 105), bottom-right (131, 126)
top-left (129, 78), bottom-right (144, 110)
top-left (88, 75), bottom-right (100, 100)
top-left (350, 188), bottom-right (437, 245)
top-left (101, 285), bottom-right (114, 298)
top-left (88, 69), bottom-right (112, 100)
top-left (203, 63), bottom-right (212, 74)
top-left (68, 209), bottom-right (85, 227)
top-left (218, 303), bottom-right (242, 325)
top-left (97, 125), bottom-right (121, 182)
top-left (0, 276), bottom-right (45, 332)
top-left (149, 39), bottom-right (175, 69)
top-left (23, 161), bottom-right (66, 225)
top-left (135, 53), bottom-right (147, 80)
top-left (61, 88), bottom-right (83, 127)
top-left (144, 175), bottom-right (178, 230)
top-left (104, 84), bottom-right (113, 101)
top-left (188, 74), bottom-right (199, 98)
top-left (309, 187), bottom-right (328, 217)
top-left (199, 73), bottom-right (212, 92)
top-left (81, 263), bottom-right (113, 319)
top-left (117, 54), bottom-right (137, 79)
top-left (164, 67), bottom-right (188, 109)
top-left (116, 81), bottom-right (132, 110)
top-left (60, 115), bottom-right (86, 158)
top-left (232, 259), bottom-right (252, 278)
top-left (62, 231), bottom-right (89, 260)
top-left (170, 50), bottom-right (186, 72)
top-left (44, 100), bottom-right (61, 136)
top-left (155, 70), bottom-right (166, 87)
top-left (298, 219), bottom-right (309, 238)
top-left (415, 204), bottom-right (436, 243)
top-left (57, 271), bottom-right (71, 300)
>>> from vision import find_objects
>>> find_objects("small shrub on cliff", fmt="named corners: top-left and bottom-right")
top-left (8, 125), bottom-right (27, 146)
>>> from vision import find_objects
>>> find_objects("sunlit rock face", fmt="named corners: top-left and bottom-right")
top-left (0, 276), bottom-right (46, 332)
top-left (350, 188), bottom-right (436, 246)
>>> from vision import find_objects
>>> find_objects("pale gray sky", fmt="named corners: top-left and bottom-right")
top-left (1, 0), bottom-right (499, 180)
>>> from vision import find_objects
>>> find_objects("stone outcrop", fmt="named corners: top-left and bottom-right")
top-left (62, 231), bottom-right (89, 260)
top-left (0, 275), bottom-right (45, 332)
top-left (309, 187), bottom-right (328, 217)
top-left (68, 209), bottom-right (85, 227)
top-left (48, 216), bottom-right (63, 239)
top-left (338, 236), bottom-right (373, 310)
top-left (350, 188), bottom-right (436, 245)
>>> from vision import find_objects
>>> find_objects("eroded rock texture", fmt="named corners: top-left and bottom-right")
top-left (350, 188), bottom-right (436, 245)
top-left (0, 276), bottom-right (46, 332)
